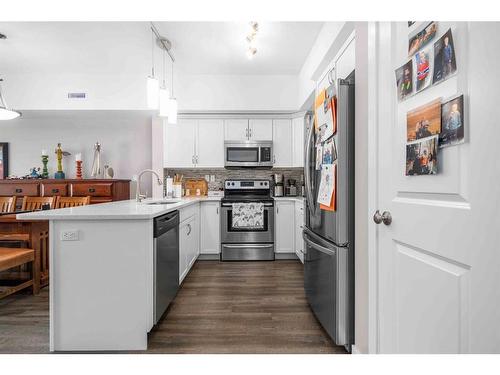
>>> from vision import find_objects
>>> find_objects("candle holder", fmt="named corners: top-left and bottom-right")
top-left (76, 160), bottom-right (83, 179)
top-left (41, 155), bottom-right (49, 179)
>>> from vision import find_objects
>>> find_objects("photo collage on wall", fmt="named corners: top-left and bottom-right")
top-left (397, 22), bottom-right (466, 176)
top-left (314, 82), bottom-right (337, 211)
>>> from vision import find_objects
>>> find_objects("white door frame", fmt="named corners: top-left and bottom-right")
top-left (366, 21), bottom-right (381, 354)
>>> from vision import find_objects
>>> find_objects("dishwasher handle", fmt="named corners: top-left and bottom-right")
top-left (154, 211), bottom-right (179, 237)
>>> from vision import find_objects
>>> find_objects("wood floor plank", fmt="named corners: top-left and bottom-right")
top-left (0, 260), bottom-right (346, 354)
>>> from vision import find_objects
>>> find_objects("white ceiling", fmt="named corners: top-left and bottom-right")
top-left (0, 22), bottom-right (323, 76)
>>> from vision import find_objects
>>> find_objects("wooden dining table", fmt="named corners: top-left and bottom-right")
top-left (0, 213), bottom-right (49, 294)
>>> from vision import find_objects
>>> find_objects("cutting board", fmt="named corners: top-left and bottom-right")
top-left (184, 179), bottom-right (208, 196)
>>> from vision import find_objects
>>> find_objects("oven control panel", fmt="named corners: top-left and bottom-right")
top-left (225, 180), bottom-right (270, 190)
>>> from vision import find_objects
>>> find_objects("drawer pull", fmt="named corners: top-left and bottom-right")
top-left (52, 189), bottom-right (59, 193)
top-left (15, 188), bottom-right (23, 193)
top-left (88, 188), bottom-right (96, 193)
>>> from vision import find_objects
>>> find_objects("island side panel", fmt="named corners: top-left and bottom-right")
top-left (50, 219), bottom-right (154, 351)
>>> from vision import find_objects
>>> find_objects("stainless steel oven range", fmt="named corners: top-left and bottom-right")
top-left (220, 179), bottom-right (274, 261)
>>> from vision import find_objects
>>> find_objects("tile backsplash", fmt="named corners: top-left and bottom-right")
top-left (164, 168), bottom-right (304, 192)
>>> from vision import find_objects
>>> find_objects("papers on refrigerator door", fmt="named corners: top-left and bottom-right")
top-left (315, 144), bottom-right (323, 170)
top-left (319, 164), bottom-right (336, 211)
top-left (322, 137), bottom-right (337, 165)
top-left (314, 87), bottom-right (337, 143)
top-left (317, 164), bottom-right (336, 207)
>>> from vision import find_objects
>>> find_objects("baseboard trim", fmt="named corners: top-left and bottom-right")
top-left (198, 254), bottom-right (220, 261)
top-left (275, 253), bottom-right (300, 260)
top-left (351, 345), bottom-right (362, 354)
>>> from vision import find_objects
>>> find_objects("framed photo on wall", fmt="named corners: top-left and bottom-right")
top-left (0, 143), bottom-right (8, 179)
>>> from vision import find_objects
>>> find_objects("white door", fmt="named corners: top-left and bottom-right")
top-left (373, 22), bottom-right (500, 353)
top-left (200, 202), bottom-right (220, 254)
top-left (224, 119), bottom-right (249, 141)
top-left (272, 119), bottom-right (293, 167)
top-left (275, 201), bottom-right (295, 253)
top-left (249, 119), bottom-right (273, 141)
top-left (197, 119), bottom-right (224, 167)
top-left (292, 116), bottom-right (305, 167)
top-left (163, 119), bottom-right (196, 168)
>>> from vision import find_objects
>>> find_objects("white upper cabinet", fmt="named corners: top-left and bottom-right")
top-left (197, 119), bottom-right (224, 168)
top-left (249, 119), bottom-right (273, 141)
top-left (292, 116), bottom-right (305, 167)
top-left (164, 119), bottom-right (197, 168)
top-left (272, 119), bottom-right (293, 167)
top-left (224, 119), bottom-right (250, 141)
top-left (164, 119), bottom-right (224, 168)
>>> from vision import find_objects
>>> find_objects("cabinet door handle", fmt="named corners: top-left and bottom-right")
top-left (15, 188), bottom-right (23, 193)
top-left (273, 155), bottom-right (276, 164)
top-left (216, 207), bottom-right (219, 214)
top-left (88, 188), bottom-right (96, 193)
top-left (249, 128), bottom-right (252, 138)
top-left (277, 206), bottom-right (279, 214)
top-left (187, 223), bottom-right (192, 236)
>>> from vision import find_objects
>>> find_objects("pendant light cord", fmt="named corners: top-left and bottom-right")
top-left (171, 61), bottom-right (174, 97)
top-left (151, 29), bottom-right (155, 77)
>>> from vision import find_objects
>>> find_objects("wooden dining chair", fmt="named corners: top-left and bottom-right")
top-left (0, 247), bottom-right (38, 299)
top-left (54, 196), bottom-right (91, 208)
top-left (0, 196), bottom-right (16, 213)
top-left (20, 196), bottom-right (55, 211)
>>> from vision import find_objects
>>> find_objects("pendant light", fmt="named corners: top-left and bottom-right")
top-left (146, 30), bottom-right (159, 110)
top-left (0, 79), bottom-right (21, 120)
top-left (158, 48), bottom-right (169, 118)
top-left (167, 60), bottom-right (178, 124)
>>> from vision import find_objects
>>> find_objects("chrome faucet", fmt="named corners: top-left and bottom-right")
top-left (136, 169), bottom-right (163, 202)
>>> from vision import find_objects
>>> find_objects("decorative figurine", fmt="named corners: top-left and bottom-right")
top-left (54, 143), bottom-right (71, 179)
top-left (90, 141), bottom-right (102, 179)
top-left (104, 165), bottom-right (114, 179)
top-left (75, 153), bottom-right (83, 179)
top-left (30, 167), bottom-right (42, 179)
top-left (41, 149), bottom-right (49, 179)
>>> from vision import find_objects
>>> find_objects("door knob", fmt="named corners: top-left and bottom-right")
top-left (373, 210), bottom-right (392, 225)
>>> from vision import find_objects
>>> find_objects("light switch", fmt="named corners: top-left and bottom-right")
top-left (61, 230), bottom-right (79, 241)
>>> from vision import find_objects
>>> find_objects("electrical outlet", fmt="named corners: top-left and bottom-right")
top-left (61, 230), bottom-right (79, 241)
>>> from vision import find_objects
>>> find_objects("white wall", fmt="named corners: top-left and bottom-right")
top-left (4, 73), bottom-right (148, 111)
top-left (1, 111), bottom-right (152, 195)
top-left (175, 73), bottom-right (298, 112)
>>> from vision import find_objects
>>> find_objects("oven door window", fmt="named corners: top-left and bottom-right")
top-left (226, 147), bottom-right (259, 163)
top-left (226, 208), bottom-right (269, 232)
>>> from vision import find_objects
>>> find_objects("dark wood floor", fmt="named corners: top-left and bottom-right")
top-left (0, 260), bottom-right (346, 354)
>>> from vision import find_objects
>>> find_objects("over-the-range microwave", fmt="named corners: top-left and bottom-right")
top-left (224, 141), bottom-right (273, 168)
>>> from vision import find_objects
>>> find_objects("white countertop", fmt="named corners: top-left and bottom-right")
top-left (16, 196), bottom-right (222, 221)
top-left (273, 196), bottom-right (305, 202)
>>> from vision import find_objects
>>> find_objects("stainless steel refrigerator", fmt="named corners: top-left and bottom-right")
top-left (303, 76), bottom-right (354, 349)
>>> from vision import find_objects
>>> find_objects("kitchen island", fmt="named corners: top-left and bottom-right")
top-left (17, 197), bottom-right (221, 352)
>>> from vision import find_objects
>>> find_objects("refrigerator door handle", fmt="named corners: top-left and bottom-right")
top-left (303, 231), bottom-right (336, 256)
top-left (304, 112), bottom-right (316, 216)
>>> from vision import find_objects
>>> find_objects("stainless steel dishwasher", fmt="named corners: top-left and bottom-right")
top-left (153, 211), bottom-right (179, 324)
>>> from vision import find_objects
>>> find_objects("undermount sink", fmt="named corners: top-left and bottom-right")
top-left (143, 200), bottom-right (181, 205)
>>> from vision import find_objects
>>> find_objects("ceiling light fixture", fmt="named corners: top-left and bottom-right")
top-left (245, 22), bottom-right (259, 59)
top-left (0, 79), bottom-right (21, 121)
top-left (148, 22), bottom-right (177, 120)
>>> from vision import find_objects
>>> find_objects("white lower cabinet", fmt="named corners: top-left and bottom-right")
top-left (200, 201), bottom-right (221, 254)
top-left (295, 201), bottom-right (305, 263)
top-left (274, 201), bottom-right (295, 253)
top-left (179, 205), bottom-right (200, 284)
